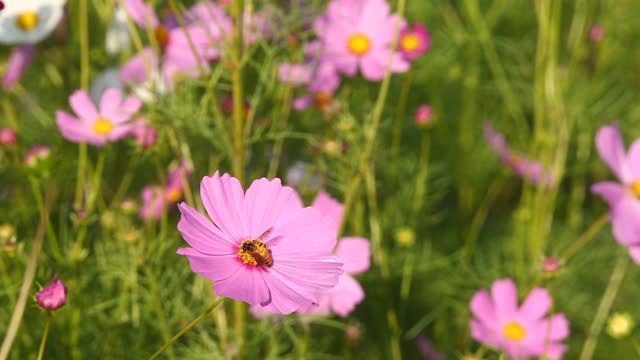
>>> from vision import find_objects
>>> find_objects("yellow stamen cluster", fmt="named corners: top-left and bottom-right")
top-left (165, 188), bottom-right (183, 203)
top-left (347, 33), bottom-right (371, 56)
top-left (17, 11), bottom-right (39, 31)
top-left (93, 119), bottom-right (114, 135)
top-left (237, 239), bottom-right (269, 266)
top-left (503, 322), bottom-right (526, 341)
top-left (631, 181), bottom-right (640, 198)
top-left (401, 34), bottom-right (421, 52)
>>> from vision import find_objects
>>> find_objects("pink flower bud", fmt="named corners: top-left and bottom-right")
top-left (415, 105), bottom-right (433, 127)
top-left (590, 25), bottom-right (605, 42)
top-left (22, 145), bottom-right (50, 168)
top-left (0, 128), bottom-right (17, 147)
top-left (36, 275), bottom-right (68, 311)
top-left (134, 125), bottom-right (157, 148)
top-left (542, 257), bottom-right (560, 273)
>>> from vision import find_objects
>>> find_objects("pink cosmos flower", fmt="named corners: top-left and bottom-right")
top-left (399, 23), bottom-right (430, 61)
top-left (313, 0), bottom-right (409, 81)
top-left (470, 279), bottom-right (569, 359)
top-left (0, 128), bottom-right (17, 147)
top-left (2, 44), bottom-right (36, 90)
top-left (415, 104), bottom-right (433, 127)
top-left (36, 275), bottom-right (68, 311)
top-left (55, 88), bottom-right (142, 146)
top-left (176, 172), bottom-right (343, 314)
top-left (133, 121), bottom-right (157, 148)
top-left (140, 161), bottom-right (192, 220)
top-left (22, 145), bottom-right (50, 168)
top-left (591, 125), bottom-right (640, 263)
top-left (484, 123), bottom-right (555, 187)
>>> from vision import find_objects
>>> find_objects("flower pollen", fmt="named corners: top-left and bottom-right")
top-left (347, 33), bottom-right (371, 56)
top-left (631, 181), bottom-right (640, 198)
top-left (154, 26), bottom-right (170, 49)
top-left (93, 119), bottom-right (114, 135)
top-left (503, 322), bottom-right (526, 341)
top-left (401, 33), bottom-right (420, 52)
top-left (165, 188), bottom-right (183, 203)
top-left (17, 11), bottom-right (39, 31)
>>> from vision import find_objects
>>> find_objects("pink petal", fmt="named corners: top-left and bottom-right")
top-left (329, 274), bottom-right (364, 317)
top-left (596, 125), bottom-right (631, 183)
top-left (176, 247), bottom-right (241, 282)
top-left (55, 110), bottom-right (91, 144)
top-left (271, 207), bottom-right (338, 253)
top-left (544, 343), bottom-right (568, 360)
top-left (627, 138), bottom-right (640, 181)
top-left (547, 313), bottom-right (570, 340)
top-left (176, 202), bottom-right (238, 254)
top-left (470, 319), bottom-right (497, 347)
top-left (312, 190), bottom-right (344, 224)
top-left (2, 44), bottom-right (36, 90)
top-left (335, 237), bottom-right (370, 274)
top-left (258, 270), bottom-right (311, 314)
top-left (628, 245), bottom-right (640, 264)
top-left (200, 172), bottom-right (248, 241)
top-left (591, 181), bottom-right (627, 209)
top-left (293, 96), bottom-right (313, 110)
top-left (69, 90), bottom-right (99, 122)
top-left (213, 267), bottom-right (271, 305)
top-left (244, 177), bottom-right (303, 238)
top-left (610, 196), bottom-right (640, 246)
top-left (120, 48), bottom-right (157, 85)
top-left (106, 122), bottom-right (138, 142)
top-left (518, 288), bottom-right (552, 321)
top-left (99, 88), bottom-right (123, 117)
top-left (123, 0), bottom-right (159, 28)
top-left (490, 279), bottom-right (518, 319)
top-left (470, 289), bottom-right (496, 327)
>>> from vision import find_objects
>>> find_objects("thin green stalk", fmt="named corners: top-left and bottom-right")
top-left (75, 0), bottom-right (90, 210)
top-left (390, 73), bottom-right (413, 160)
top-left (147, 298), bottom-right (224, 360)
top-left (579, 254), bottom-right (628, 360)
top-left (560, 213), bottom-right (608, 262)
top-left (411, 130), bottom-right (430, 221)
top-left (0, 190), bottom-right (50, 360)
top-left (231, 0), bottom-right (246, 183)
top-left (267, 86), bottom-right (293, 178)
top-left (74, 144), bottom-right (88, 210)
top-left (36, 315), bottom-right (51, 360)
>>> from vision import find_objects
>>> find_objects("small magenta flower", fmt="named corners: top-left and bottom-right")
top-left (2, 44), bottom-right (36, 90)
top-left (177, 172), bottom-right (343, 314)
top-left (484, 123), bottom-right (555, 188)
top-left (133, 122), bottom-right (157, 148)
top-left (22, 145), bottom-right (50, 168)
top-left (313, 0), bottom-right (409, 80)
top-left (470, 279), bottom-right (569, 359)
top-left (590, 25), bottom-right (605, 42)
top-left (0, 128), bottom-right (17, 147)
top-left (36, 275), bottom-right (68, 311)
top-left (542, 257), bottom-right (561, 273)
top-left (399, 23), bottom-right (430, 61)
top-left (591, 125), bottom-right (640, 263)
top-left (415, 105), bottom-right (433, 127)
top-left (56, 88), bottom-right (142, 146)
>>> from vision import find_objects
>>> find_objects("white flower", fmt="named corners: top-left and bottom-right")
top-left (0, 0), bottom-right (66, 45)
top-left (105, 6), bottom-right (130, 55)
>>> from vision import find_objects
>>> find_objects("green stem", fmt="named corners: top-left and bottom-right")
top-left (231, 0), bottom-right (246, 183)
top-left (36, 315), bottom-right (51, 360)
top-left (579, 254), bottom-right (628, 360)
top-left (74, 144), bottom-right (88, 210)
top-left (390, 73), bottom-right (413, 160)
top-left (560, 214), bottom-right (608, 262)
top-left (147, 298), bottom-right (224, 360)
top-left (0, 189), bottom-right (50, 360)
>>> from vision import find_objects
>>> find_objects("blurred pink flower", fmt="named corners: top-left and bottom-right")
top-left (470, 279), bottom-right (569, 359)
top-left (133, 121), bottom-right (157, 148)
top-left (589, 25), bottom-right (605, 42)
top-left (22, 145), bottom-right (50, 168)
top-left (55, 88), bottom-right (142, 146)
top-left (484, 123), bottom-right (555, 187)
top-left (399, 23), bottom-right (430, 61)
top-left (415, 105), bottom-right (433, 126)
top-left (542, 257), bottom-right (560, 273)
top-left (416, 335), bottom-right (444, 360)
top-left (140, 161), bottom-right (192, 220)
top-left (176, 172), bottom-right (342, 314)
top-left (313, 0), bottom-right (409, 81)
top-left (591, 125), bottom-right (640, 263)
top-left (2, 44), bottom-right (36, 90)
top-left (278, 63), bottom-right (313, 85)
top-left (36, 275), bottom-right (68, 311)
top-left (0, 128), bottom-right (17, 147)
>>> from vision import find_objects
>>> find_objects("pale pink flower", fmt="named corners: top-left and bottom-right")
top-left (140, 161), bottom-right (192, 220)
top-left (0, 128), bottom-right (17, 147)
top-left (470, 279), bottom-right (569, 359)
top-left (177, 172), bottom-right (343, 314)
top-left (55, 88), bottom-right (142, 146)
top-left (415, 105), bottom-right (433, 126)
top-left (2, 44), bottom-right (36, 90)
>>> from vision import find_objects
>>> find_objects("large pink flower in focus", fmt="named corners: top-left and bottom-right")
top-left (55, 89), bottom-right (142, 146)
top-left (314, 0), bottom-right (409, 81)
top-left (470, 279), bottom-right (569, 359)
top-left (591, 125), bottom-right (640, 263)
top-left (177, 172), bottom-right (343, 314)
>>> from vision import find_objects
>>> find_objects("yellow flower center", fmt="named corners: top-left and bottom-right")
top-left (165, 188), bottom-right (183, 203)
top-left (17, 11), bottom-right (39, 31)
top-left (503, 322), bottom-right (526, 341)
top-left (154, 26), bottom-right (170, 49)
top-left (401, 33), bottom-right (421, 52)
top-left (93, 119), bottom-right (114, 135)
top-left (237, 239), bottom-right (273, 267)
top-left (347, 33), bottom-right (371, 56)
top-left (631, 181), bottom-right (640, 198)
